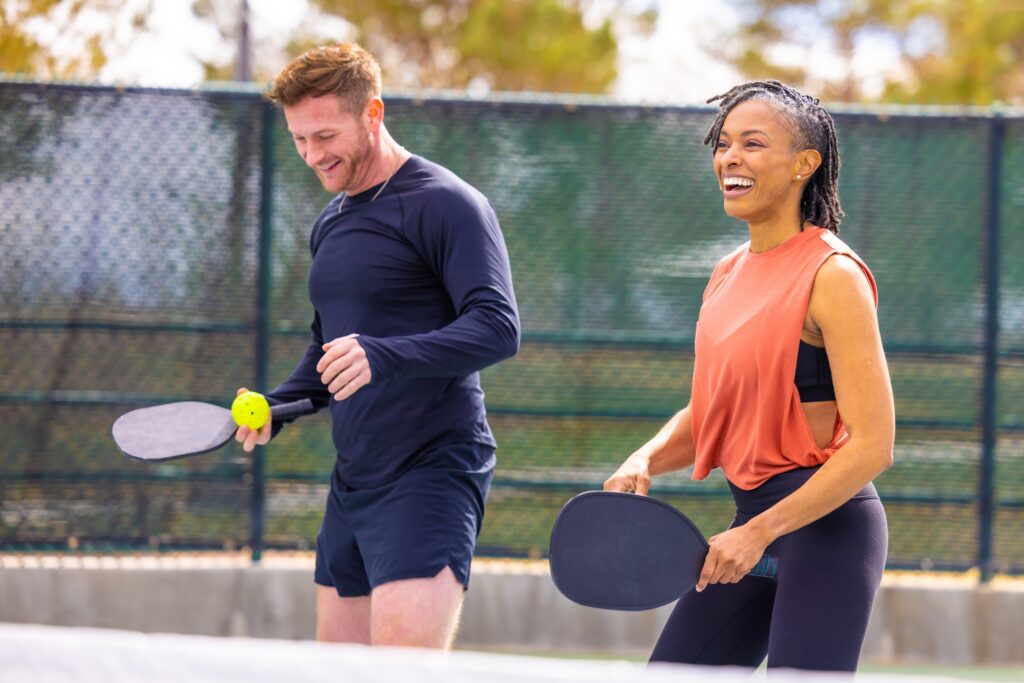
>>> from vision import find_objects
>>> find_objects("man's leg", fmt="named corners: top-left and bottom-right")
top-left (314, 471), bottom-right (373, 644)
top-left (370, 566), bottom-right (465, 649)
top-left (342, 445), bottom-right (493, 649)
top-left (316, 586), bottom-right (371, 644)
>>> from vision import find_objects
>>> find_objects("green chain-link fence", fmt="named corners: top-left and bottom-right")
top-left (2, 82), bottom-right (1023, 575)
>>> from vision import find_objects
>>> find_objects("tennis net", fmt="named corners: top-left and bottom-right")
top-left (0, 623), bottom-right (976, 683)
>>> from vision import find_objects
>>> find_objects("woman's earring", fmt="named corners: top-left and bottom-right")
top-left (796, 174), bottom-right (802, 179)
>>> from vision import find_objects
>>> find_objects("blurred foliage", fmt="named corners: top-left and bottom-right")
top-left (2, 0), bottom-right (645, 94)
top-left (4, 1), bottom-right (1019, 104)
top-left (0, 0), bottom-right (147, 79)
top-left (304, 0), bottom-right (624, 93)
top-left (195, 0), bottom-right (654, 94)
top-left (722, 0), bottom-right (1024, 105)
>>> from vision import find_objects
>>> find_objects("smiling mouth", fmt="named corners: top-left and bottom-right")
top-left (721, 178), bottom-right (755, 197)
top-left (319, 160), bottom-right (341, 173)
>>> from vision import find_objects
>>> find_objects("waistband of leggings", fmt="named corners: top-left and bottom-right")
top-left (727, 466), bottom-right (879, 515)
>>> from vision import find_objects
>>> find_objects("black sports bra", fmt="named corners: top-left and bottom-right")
top-left (795, 341), bottom-right (835, 402)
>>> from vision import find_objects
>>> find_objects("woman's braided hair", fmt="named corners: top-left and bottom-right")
top-left (703, 80), bottom-right (844, 234)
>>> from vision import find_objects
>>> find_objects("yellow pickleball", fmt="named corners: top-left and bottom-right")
top-left (231, 391), bottom-right (270, 430)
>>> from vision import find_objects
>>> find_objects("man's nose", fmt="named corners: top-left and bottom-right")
top-left (304, 140), bottom-right (323, 167)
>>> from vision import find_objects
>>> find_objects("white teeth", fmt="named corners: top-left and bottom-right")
top-left (724, 177), bottom-right (754, 188)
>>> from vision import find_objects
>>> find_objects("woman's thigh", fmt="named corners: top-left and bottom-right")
top-left (767, 496), bottom-right (888, 671)
top-left (650, 576), bottom-right (776, 667)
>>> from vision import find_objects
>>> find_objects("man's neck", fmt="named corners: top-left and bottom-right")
top-left (352, 127), bottom-right (410, 195)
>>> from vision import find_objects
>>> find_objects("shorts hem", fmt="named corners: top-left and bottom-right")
top-left (314, 577), bottom-right (372, 598)
top-left (369, 561), bottom-right (470, 592)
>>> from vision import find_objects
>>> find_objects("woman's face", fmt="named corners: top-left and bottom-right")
top-left (712, 99), bottom-right (808, 226)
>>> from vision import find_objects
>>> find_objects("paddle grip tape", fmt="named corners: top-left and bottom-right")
top-left (269, 399), bottom-right (315, 421)
top-left (748, 553), bottom-right (778, 578)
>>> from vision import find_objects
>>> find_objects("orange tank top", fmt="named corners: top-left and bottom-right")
top-left (690, 226), bottom-right (877, 490)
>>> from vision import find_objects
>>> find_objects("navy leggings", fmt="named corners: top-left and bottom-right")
top-left (650, 467), bottom-right (887, 672)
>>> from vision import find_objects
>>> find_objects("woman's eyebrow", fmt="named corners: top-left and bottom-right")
top-left (719, 129), bottom-right (772, 139)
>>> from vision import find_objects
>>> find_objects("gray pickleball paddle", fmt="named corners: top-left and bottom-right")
top-left (112, 399), bottom-right (314, 462)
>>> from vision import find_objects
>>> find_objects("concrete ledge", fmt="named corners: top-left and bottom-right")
top-left (1, 558), bottom-right (1022, 666)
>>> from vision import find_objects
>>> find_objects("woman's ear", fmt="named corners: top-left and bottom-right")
top-left (794, 149), bottom-right (822, 181)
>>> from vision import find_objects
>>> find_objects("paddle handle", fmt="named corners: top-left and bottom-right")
top-left (748, 553), bottom-right (778, 578)
top-left (269, 398), bottom-right (315, 421)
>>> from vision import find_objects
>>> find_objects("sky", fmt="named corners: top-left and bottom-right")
top-left (615, 1), bottom-right (743, 102)
top-left (97, 0), bottom-right (305, 87)
top-left (58, 0), bottom-right (899, 104)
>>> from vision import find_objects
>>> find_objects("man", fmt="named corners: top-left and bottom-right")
top-left (235, 43), bottom-right (520, 649)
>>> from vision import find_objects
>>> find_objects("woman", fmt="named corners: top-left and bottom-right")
top-left (604, 81), bottom-right (893, 672)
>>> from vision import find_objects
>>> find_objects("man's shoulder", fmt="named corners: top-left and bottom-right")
top-left (404, 154), bottom-right (459, 182)
top-left (400, 155), bottom-right (492, 214)
top-left (405, 156), bottom-right (482, 195)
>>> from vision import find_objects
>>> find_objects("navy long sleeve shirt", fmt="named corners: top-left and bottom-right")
top-left (268, 155), bottom-right (520, 488)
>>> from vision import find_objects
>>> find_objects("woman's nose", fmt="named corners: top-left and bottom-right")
top-left (719, 143), bottom-right (740, 166)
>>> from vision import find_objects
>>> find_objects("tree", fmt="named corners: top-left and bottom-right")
top-left (194, 0), bottom-right (652, 94)
top-left (879, 0), bottom-right (1024, 105)
top-left (308, 0), bottom-right (620, 93)
top-left (720, 0), bottom-right (1024, 105)
top-left (0, 0), bottom-right (147, 79)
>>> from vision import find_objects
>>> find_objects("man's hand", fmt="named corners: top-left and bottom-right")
top-left (233, 387), bottom-right (272, 452)
top-left (317, 334), bottom-right (372, 401)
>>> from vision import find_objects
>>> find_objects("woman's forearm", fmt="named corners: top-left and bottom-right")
top-left (638, 406), bottom-right (697, 477)
top-left (746, 436), bottom-right (892, 543)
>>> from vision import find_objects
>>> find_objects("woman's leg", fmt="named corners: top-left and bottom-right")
top-left (767, 496), bottom-right (888, 672)
top-left (650, 575), bottom-right (776, 667)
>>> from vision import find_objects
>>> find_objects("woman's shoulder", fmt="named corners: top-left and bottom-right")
top-left (816, 250), bottom-right (870, 285)
top-left (816, 228), bottom-right (852, 252)
top-left (711, 241), bottom-right (749, 277)
top-left (814, 244), bottom-right (878, 307)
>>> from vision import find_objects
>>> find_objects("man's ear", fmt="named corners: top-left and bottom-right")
top-left (365, 97), bottom-right (384, 132)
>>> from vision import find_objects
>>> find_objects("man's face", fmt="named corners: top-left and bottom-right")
top-left (283, 95), bottom-right (373, 194)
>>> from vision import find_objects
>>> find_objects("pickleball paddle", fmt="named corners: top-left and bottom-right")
top-left (112, 398), bottom-right (314, 462)
top-left (548, 490), bottom-right (777, 611)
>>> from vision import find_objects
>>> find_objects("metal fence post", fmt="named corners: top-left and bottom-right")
top-left (979, 113), bottom-right (1005, 582)
top-left (251, 99), bottom-right (276, 563)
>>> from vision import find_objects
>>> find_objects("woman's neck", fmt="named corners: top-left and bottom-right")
top-left (747, 210), bottom-right (806, 253)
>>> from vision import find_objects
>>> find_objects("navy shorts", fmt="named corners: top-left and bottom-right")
top-left (314, 443), bottom-right (495, 597)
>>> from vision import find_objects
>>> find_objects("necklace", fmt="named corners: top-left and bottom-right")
top-left (337, 164), bottom-right (396, 214)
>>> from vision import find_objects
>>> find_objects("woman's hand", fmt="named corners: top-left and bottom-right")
top-left (603, 453), bottom-right (653, 495)
top-left (695, 522), bottom-right (773, 592)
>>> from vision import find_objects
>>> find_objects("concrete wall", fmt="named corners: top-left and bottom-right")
top-left (1, 559), bottom-right (1022, 666)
